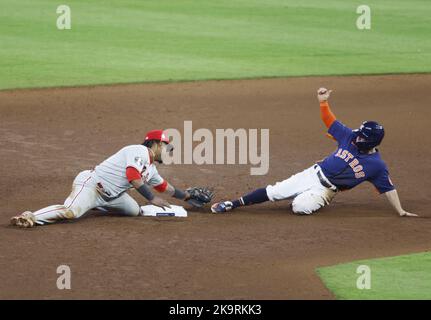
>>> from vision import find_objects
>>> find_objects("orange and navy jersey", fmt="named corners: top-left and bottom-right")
top-left (318, 102), bottom-right (395, 194)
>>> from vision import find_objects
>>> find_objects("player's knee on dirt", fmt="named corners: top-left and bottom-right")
top-left (291, 192), bottom-right (324, 215)
top-left (54, 206), bottom-right (78, 220)
top-left (291, 201), bottom-right (314, 215)
top-left (119, 200), bottom-right (141, 216)
top-left (64, 208), bottom-right (77, 219)
top-left (102, 206), bottom-right (141, 217)
top-left (61, 206), bottom-right (83, 219)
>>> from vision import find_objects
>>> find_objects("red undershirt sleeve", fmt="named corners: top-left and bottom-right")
top-left (153, 180), bottom-right (168, 192)
top-left (126, 166), bottom-right (142, 182)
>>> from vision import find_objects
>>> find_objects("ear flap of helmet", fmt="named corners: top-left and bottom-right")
top-left (354, 121), bottom-right (385, 151)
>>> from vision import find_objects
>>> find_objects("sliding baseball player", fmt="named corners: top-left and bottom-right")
top-left (211, 88), bottom-right (418, 217)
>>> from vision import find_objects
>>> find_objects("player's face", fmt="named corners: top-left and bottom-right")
top-left (155, 142), bottom-right (168, 163)
top-left (356, 136), bottom-right (366, 143)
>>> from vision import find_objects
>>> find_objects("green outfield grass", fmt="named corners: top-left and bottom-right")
top-left (1, 0), bottom-right (430, 90)
top-left (317, 252), bottom-right (431, 300)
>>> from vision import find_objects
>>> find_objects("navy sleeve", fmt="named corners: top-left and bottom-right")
top-left (328, 120), bottom-right (353, 143)
top-left (369, 166), bottom-right (395, 194)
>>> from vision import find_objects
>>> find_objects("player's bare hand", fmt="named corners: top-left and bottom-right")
top-left (317, 87), bottom-right (332, 102)
top-left (150, 197), bottom-right (171, 210)
top-left (400, 211), bottom-right (419, 217)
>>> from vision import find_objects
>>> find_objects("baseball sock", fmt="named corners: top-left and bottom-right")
top-left (232, 188), bottom-right (269, 209)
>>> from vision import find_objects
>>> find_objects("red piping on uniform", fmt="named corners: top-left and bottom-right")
top-left (66, 176), bottom-right (92, 209)
top-left (34, 175), bottom-right (92, 216)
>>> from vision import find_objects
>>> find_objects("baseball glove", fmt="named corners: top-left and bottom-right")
top-left (186, 187), bottom-right (214, 208)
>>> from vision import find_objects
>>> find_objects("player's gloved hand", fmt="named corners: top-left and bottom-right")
top-left (185, 187), bottom-right (214, 208)
top-left (400, 211), bottom-right (419, 217)
top-left (150, 196), bottom-right (172, 210)
top-left (317, 87), bottom-right (332, 102)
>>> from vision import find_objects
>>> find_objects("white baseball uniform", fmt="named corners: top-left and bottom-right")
top-left (266, 164), bottom-right (337, 214)
top-left (32, 145), bottom-right (167, 225)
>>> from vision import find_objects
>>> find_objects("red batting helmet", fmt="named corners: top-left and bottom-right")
top-left (144, 129), bottom-right (170, 144)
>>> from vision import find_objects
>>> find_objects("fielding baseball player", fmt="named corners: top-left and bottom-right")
top-left (11, 130), bottom-right (213, 228)
top-left (211, 88), bottom-right (418, 217)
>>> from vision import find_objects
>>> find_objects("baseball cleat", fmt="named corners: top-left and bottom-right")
top-left (10, 211), bottom-right (36, 228)
top-left (211, 201), bottom-right (233, 213)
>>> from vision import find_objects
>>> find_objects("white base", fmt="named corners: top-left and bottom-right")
top-left (140, 205), bottom-right (188, 217)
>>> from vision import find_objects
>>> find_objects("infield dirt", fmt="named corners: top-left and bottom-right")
top-left (1, 74), bottom-right (430, 299)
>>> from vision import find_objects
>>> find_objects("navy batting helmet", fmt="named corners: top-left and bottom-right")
top-left (353, 121), bottom-right (385, 151)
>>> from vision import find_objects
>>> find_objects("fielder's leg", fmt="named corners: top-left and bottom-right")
top-left (11, 170), bottom-right (100, 227)
top-left (101, 192), bottom-right (141, 217)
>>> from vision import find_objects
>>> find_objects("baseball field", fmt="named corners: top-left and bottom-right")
top-left (1, 1), bottom-right (430, 300)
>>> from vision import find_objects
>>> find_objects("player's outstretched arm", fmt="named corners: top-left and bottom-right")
top-left (160, 182), bottom-right (190, 200)
top-left (131, 178), bottom-right (171, 209)
top-left (317, 88), bottom-right (336, 129)
top-left (384, 189), bottom-right (418, 217)
top-left (161, 183), bottom-right (214, 208)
